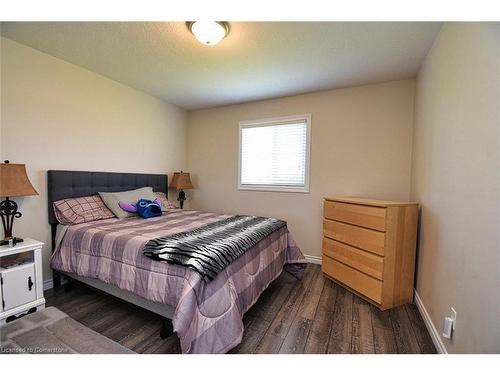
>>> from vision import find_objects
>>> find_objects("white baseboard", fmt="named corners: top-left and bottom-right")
top-left (43, 278), bottom-right (66, 291)
top-left (43, 279), bottom-right (54, 291)
top-left (414, 290), bottom-right (448, 354)
top-left (304, 255), bottom-right (322, 265)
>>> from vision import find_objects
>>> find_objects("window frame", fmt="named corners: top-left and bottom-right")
top-left (238, 114), bottom-right (311, 193)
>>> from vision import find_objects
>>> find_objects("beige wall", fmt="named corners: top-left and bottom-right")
top-left (0, 39), bottom-right (2, 162)
top-left (187, 79), bottom-right (415, 259)
top-left (411, 23), bottom-right (500, 353)
top-left (0, 38), bottom-right (188, 283)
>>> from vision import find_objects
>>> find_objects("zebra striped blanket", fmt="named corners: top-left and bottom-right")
top-left (142, 215), bottom-right (287, 281)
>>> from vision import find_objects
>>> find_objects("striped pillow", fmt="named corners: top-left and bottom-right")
top-left (154, 192), bottom-right (179, 210)
top-left (53, 195), bottom-right (115, 225)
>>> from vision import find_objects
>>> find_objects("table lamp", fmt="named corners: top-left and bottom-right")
top-left (169, 171), bottom-right (193, 209)
top-left (0, 160), bottom-right (38, 246)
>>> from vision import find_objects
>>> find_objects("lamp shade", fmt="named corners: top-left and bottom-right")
top-left (169, 171), bottom-right (193, 190)
top-left (0, 161), bottom-right (39, 198)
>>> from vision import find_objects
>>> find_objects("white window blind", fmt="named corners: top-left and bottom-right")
top-left (239, 115), bottom-right (310, 192)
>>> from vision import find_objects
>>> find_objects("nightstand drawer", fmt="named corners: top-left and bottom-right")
top-left (1, 263), bottom-right (36, 310)
top-left (322, 237), bottom-right (384, 280)
top-left (323, 219), bottom-right (385, 255)
top-left (324, 200), bottom-right (386, 231)
top-left (322, 256), bottom-right (382, 304)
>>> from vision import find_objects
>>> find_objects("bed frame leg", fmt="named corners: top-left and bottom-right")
top-left (64, 278), bottom-right (73, 292)
top-left (160, 319), bottom-right (174, 339)
top-left (53, 272), bottom-right (61, 289)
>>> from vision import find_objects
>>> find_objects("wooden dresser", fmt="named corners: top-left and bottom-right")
top-left (322, 197), bottom-right (419, 310)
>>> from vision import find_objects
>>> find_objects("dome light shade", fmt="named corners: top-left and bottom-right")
top-left (188, 21), bottom-right (229, 46)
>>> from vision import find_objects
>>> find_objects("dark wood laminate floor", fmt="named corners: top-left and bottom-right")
top-left (45, 264), bottom-right (436, 354)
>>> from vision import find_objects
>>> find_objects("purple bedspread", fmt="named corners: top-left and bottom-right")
top-left (50, 210), bottom-right (306, 353)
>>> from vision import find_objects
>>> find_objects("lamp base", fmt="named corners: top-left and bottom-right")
top-left (0, 237), bottom-right (24, 247)
top-left (178, 189), bottom-right (186, 209)
top-left (1, 197), bottom-right (23, 245)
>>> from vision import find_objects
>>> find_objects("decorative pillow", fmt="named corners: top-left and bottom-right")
top-left (154, 192), bottom-right (179, 211)
top-left (99, 187), bottom-right (156, 218)
top-left (53, 195), bottom-right (115, 225)
top-left (136, 199), bottom-right (162, 218)
top-left (119, 199), bottom-right (163, 218)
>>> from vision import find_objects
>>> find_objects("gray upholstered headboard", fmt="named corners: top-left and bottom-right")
top-left (47, 170), bottom-right (167, 285)
top-left (47, 170), bottom-right (168, 225)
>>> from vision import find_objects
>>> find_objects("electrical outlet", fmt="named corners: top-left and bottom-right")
top-left (443, 307), bottom-right (457, 339)
top-left (451, 307), bottom-right (457, 329)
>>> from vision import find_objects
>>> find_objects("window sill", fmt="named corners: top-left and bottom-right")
top-left (237, 185), bottom-right (310, 193)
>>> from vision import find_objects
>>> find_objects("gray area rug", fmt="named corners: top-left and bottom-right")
top-left (0, 306), bottom-right (133, 354)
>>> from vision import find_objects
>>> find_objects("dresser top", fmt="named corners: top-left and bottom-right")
top-left (324, 196), bottom-right (419, 207)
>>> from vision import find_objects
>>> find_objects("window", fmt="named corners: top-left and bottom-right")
top-left (238, 114), bottom-right (311, 193)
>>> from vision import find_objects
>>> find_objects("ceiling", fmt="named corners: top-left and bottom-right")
top-left (1, 22), bottom-right (441, 110)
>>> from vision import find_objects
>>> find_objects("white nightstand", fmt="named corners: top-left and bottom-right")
top-left (0, 238), bottom-right (45, 325)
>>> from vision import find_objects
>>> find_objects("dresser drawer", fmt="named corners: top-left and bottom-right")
top-left (324, 200), bottom-right (386, 231)
top-left (323, 219), bottom-right (385, 256)
top-left (322, 256), bottom-right (382, 304)
top-left (322, 237), bottom-right (383, 280)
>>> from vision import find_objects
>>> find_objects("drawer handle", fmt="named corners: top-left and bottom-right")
top-left (28, 276), bottom-right (34, 291)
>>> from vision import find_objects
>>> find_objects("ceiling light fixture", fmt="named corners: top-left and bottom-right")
top-left (187, 21), bottom-right (229, 46)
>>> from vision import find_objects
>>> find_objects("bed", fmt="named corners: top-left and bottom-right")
top-left (48, 170), bottom-right (306, 354)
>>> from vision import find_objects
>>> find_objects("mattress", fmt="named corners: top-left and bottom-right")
top-left (50, 209), bottom-right (306, 353)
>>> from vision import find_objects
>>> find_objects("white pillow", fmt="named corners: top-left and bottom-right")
top-left (99, 187), bottom-right (156, 218)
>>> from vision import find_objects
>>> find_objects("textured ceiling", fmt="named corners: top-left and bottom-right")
top-left (1, 22), bottom-right (441, 109)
